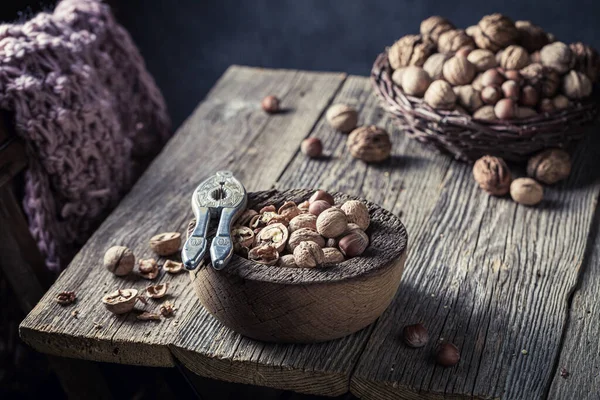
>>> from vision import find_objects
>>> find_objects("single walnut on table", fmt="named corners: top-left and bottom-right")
top-left (473, 155), bottom-right (512, 196)
top-left (104, 246), bottom-right (135, 276)
top-left (347, 126), bottom-right (392, 163)
top-left (527, 149), bottom-right (571, 185)
top-left (326, 104), bottom-right (358, 133)
top-left (510, 178), bottom-right (544, 206)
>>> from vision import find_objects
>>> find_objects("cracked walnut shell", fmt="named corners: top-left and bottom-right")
top-left (254, 223), bottom-right (289, 253)
top-left (150, 232), bottom-right (181, 256)
top-left (388, 35), bottom-right (435, 69)
top-left (145, 283), bottom-right (168, 299)
top-left (102, 289), bottom-right (139, 314)
top-left (347, 126), bottom-right (392, 163)
top-left (473, 156), bottom-right (512, 196)
top-left (248, 244), bottom-right (279, 265)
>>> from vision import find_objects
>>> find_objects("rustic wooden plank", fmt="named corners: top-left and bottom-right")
top-left (19, 66), bottom-right (345, 367)
top-left (350, 128), bottom-right (600, 399)
top-left (172, 75), bottom-right (453, 396)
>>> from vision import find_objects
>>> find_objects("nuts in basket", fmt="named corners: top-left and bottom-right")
top-left (388, 35), bottom-right (435, 69)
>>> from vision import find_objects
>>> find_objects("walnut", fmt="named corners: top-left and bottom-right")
top-left (420, 16), bottom-right (455, 42)
top-left (316, 207), bottom-right (348, 238)
top-left (473, 14), bottom-right (518, 52)
top-left (520, 85), bottom-right (540, 107)
top-left (149, 232), bottom-right (181, 256)
top-left (442, 55), bottom-right (477, 85)
top-left (55, 291), bottom-right (76, 306)
top-left (453, 85), bottom-right (483, 112)
top-left (254, 223), bottom-right (289, 253)
top-left (293, 241), bottom-right (324, 268)
top-left (388, 35), bottom-right (435, 69)
top-left (347, 126), bottom-right (392, 163)
top-left (466, 25), bottom-right (478, 37)
top-left (438, 29), bottom-right (475, 54)
top-left (287, 228), bottom-right (325, 252)
top-left (278, 201), bottom-right (301, 221)
top-left (570, 42), bottom-right (600, 82)
top-left (278, 254), bottom-right (297, 268)
top-left (510, 178), bottom-right (543, 206)
top-left (467, 49), bottom-right (498, 71)
top-left (520, 63), bottom-right (560, 97)
top-left (562, 70), bottom-right (593, 99)
top-left (163, 260), bottom-right (183, 274)
top-left (526, 149), bottom-right (571, 184)
top-left (472, 105), bottom-right (498, 121)
top-left (145, 283), bottom-right (168, 299)
top-left (552, 95), bottom-right (570, 109)
top-left (515, 21), bottom-right (549, 52)
top-left (248, 244), bottom-right (279, 265)
top-left (326, 104), bottom-right (359, 133)
top-left (340, 200), bottom-right (370, 230)
top-left (322, 247), bottom-right (345, 264)
top-left (494, 99), bottom-right (517, 120)
top-left (423, 53), bottom-right (449, 80)
top-left (500, 45), bottom-right (530, 70)
top-left (338, 229), bottom-right (369, 257)
top-left (424, 80), bottom-right (456, 110)
top-left (232, 225), bottom-right (254, 253)
top-left (288, 213), bottom-right (317, 232)
top-left (101, 289), bottom-right (139, 314)
top-left (401, 66), bottom-right (432, 96)
top-left (473, 156), bottom-right (511, 196)
top-left (540, 42), bottom-right (573, 74)
top-left (103, 246), bottom-right (135, 276)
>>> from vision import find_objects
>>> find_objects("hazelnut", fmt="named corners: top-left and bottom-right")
top-left (455, 46), bottom-right (472, 58)
top-left (473, 14), bottom-right (518, 52)
top-left (150, 232), bottom-right (181, 256)
top-left (102, 289), bottom-right (139, 314)
top-left (424, 80), bottom-right (456, 110)
top-left (520, 63), bottom-right (560, 97)
top-left (322, 247), bottom-right (345, 264)
top-left (316, 207), bottom-right (348, 238)
top-left (261, 95), bottom-right (280, 113)
top-left (388, 35), bottom-right (435, 69)
top-left (145, 283), bottom-right (168, 299)
top-left (453, 85), bottom-right (483, 112)
top-left (248, 244), bottom-right (279, 265)
top-left (438, 29), bottom-right (475, 54)
top-left (293, 241), bottom-right (325, 268)
top-left (163, 260), bottom-right (183, 274)
top-left (326, 104), bottom-right (358, 133)
top-left (287, 228), bottom-right (325, 252)
top-left (515, 107), bottom-right (538, 119)
top-left (570, 42), bottom-right (600, 82)
top-left (502, 69), bottom-right (522, 83)
top-left (308, 200), bottom-right (332, 216)
top-left (520, 85), bottom-right (540, 107)
top-left (515, 20), bottom-right (550, 52)
top-left (278, 254), bottom-right (297, 268)
top-left (530, 51), bottom-right (541, 63)
top-left (467, 49), bottom-right (498, 72)
top-left (473, 155), bottom-right (512, 196)
top-left (301, 138), bottom-right (323, 158)
top-left (540, 42), bottom-right (573, 74)
top-left (472, 105), bottom-right (497, 121)
top-left (527, 149), bottom-right (571, 185)
top-left (340, 200), bottom-right (370, 230)
top-left (552, 95), bottom-right (570, 109)
top-left (494, 98), bottom-right (517, 120)
top-left (472, 73), bottom-right (485, 90)
top-left (402, 323), bottom-right (429, 348)
top-left (423, 53), bottom-right (449, 80)
top-left (338, 229), bottom-right (369, 257)
top-left (481, 68), bottom-right (505, 87)
top-left (401, 66), bottom-right (432, 96)
top-left (443, 55), bottom-right (476, 85)
top-left (288, 213), bottom-right (317, 232)
top-left (500, 45), bottom-right (530, 70)
top-left (278, 201), bottom-right (301, 221)
top-left (232, 226), bottom-right (254, 252)
top-left (420, 16), bottom-right (455, 42)
top-left (103, 246), bottom-right (135, 276)
top-left (539, 98), bottom-right (556, 113)
top-left (435, 342), bottom-right (461, 367)
top-left (502, 80), bottom-right (520, 100)
top-left (481, 86), bottom-right (503, 105)
top-left (510, 178), bottom-right (544, 206)
top-left (254, 223), bottom-right (289, 253)
top-left (347, 126), bottom-right (392, 163)
top-left (309, 190), bottom-right (335, 205)
top-left (562, 70), bottom-right (592, 99)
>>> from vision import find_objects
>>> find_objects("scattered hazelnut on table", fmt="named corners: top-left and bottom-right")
top-left (540, 42), bottom-right (573, 74)
top-left (145, 283), bottom-right (168, 299)
top-left (437, 29), bottom-right (475, 54)
top-left (254, 223), bottom-right (289, 253)
top-left (326, 104), bottom-right (358, 133)
top-left (424, 80), bottom-right (456, 109)
top-left (301, 137), bottom-right (323, 158)
top-left (248, 244), bottom-right (279, 265)
top-left (388, 34), bottom-right (435, 69)
top-left (340, 200), bottom-right (370, 230)
top-left (510, 178), bottom-right (544, 206)
top-left (261, 95), bottom-right (280, 113)
top-left (494, 98), bottom-right (517, 120)
top-left (322, 247), bottom-right (345, 264)
top-left (309, 189), bottom-right (335, 205)
top-left (526, 149), bottom-right (571, 185)
top-left (103, 246), bottom-right (135, 276)
top-left (293, 241), bottom-right (325, 268)
top-left (287, 228), bottom-right (325, 252)
top-left (420, 16), bottom-right (455, 42)
top-left (500, 45), bottom-right (530, 70)
top-left (149, 232), bottom-right (181, 256)
top-left (309, 199), bottom-right (332, 216)
top-left (102, 289), bottom-right (139, 314)
top-left (317, 207), bottom-right (348, 238)
top-left (278, 254), bottom-right (297, 268)
top-left (55, 291), bottom-right (76, 306)
top-left (347, 126), bottom-right (392, 163)
top-left (562, 70), bottom-right (592, 99)
top-left (473, 155), bottom-right (512, 196)
top-left (435, 341), bottom-right (461, 367)
top-left (402, 323), bottom-right (429, 348)
top-left (288, 213), bottom-right (317, 232)
top-left (338, 229), bottom-right (369, 257)
top-left (401, 66), bottom-right (432, 96)
top-left (481, 85), bottom-right (503, 105)
top-left (467, 49), bottom-right (498, 72)
top-left (423, 53), bottom-right (449, 80)
top-left (443, 55), bottom-right (476, 85)
top-left (472, 14), bottom-right (518, 52)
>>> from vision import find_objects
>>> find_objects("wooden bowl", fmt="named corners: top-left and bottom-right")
top-left (189, 189), bottom-right (408, 343)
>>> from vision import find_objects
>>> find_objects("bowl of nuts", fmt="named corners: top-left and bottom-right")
top-left (187, 188), bottom-right (408, 343)
top-left (372, 13), bottom-right (600, 162)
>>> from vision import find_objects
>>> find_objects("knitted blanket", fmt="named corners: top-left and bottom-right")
top-left (0, 0), bottom-right (171, 272)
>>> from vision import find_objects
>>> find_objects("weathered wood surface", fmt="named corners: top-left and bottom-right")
top-left (19, 66), bottom-right (600, 399)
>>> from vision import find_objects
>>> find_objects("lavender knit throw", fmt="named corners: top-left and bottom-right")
top-left (0, 0), bottom-right (171, 272)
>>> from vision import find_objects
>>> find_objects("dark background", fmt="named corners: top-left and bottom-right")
top-left (3, 0), bottom-right (599, 128)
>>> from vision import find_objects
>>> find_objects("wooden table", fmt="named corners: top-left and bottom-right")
top-left (19, 66), bottom-right (600, 400)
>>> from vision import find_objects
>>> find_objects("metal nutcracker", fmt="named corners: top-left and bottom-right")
top-left (181, 171), bottom-right (247, 271)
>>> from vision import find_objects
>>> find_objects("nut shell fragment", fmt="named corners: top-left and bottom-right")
top-left (102, 289), bottom-right (138, 315)
top-left (150, 232), bottom-right (182, 256)
top-left (145, 283), bottom-right (168, 299)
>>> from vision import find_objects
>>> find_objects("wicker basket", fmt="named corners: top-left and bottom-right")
top-left (371, 52), bottom-right (600, 163)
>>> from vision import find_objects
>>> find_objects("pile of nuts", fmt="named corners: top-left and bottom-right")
top-left (473, 148), bottom-right (571, 206)
top-left (232, 190), bottom-right (371, 268)
top-left (402, 323), bottom-right (461, 367)
top-left (389, 14), bottom-right (599, 120)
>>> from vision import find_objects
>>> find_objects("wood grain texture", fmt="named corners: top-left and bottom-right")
top-left (19, 66), bottom-right (345, 367)
top-left (350, 127), bottom-right (600, 400)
